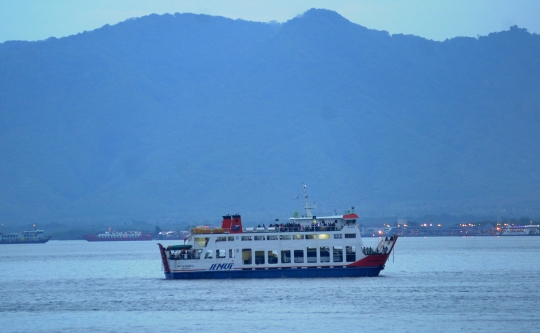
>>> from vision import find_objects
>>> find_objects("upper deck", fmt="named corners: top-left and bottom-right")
top-left (195, 211), bottom-right (360, 235)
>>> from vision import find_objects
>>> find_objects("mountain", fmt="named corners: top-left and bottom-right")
top-left (1, 9), bottom-right (540, 227)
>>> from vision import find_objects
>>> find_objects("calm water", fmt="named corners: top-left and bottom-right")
top-left (1, 236), bottom-right (539, 333)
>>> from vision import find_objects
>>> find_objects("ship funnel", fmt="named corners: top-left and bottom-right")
top-left (221, 215), bottom-right (232, 230)
top-left (231, 214), bottom-right (243, 233)
top-left (222, 214), bottom-right (243, 234)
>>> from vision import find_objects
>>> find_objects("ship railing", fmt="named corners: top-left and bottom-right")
top-left (167, 249), bottom-right (202, 260)
top-left (363, 236), bottom-right (396, 255)
top-left (362, 246), bottom-right (385, 255)
top-left (241, 226), bottom-right (343, 233)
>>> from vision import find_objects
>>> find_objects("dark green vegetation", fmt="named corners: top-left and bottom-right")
top-left (1, 9), bottom-right (540, 229)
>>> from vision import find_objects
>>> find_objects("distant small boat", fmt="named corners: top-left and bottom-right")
top-left (499, 225), bottom-right (540, 236)
top-left (361, 226), bottom-right (394, 237)
top-left (83, 230), bottom-right (153, 241)
top-left (157, 230), bottom-right (191, 240)
top-left (0, 228), bottom-right (51, 244)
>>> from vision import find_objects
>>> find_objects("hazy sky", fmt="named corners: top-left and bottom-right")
top-left (1, 0), bottom-right (539, 43)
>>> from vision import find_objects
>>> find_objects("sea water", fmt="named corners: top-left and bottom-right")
top-left (1, 236), bottom-right (539, 333)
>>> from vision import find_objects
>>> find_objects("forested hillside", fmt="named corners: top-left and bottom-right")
top-left (1, 9), bottom-right (539, 228)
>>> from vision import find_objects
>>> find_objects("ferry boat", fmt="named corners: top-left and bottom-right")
top-left (158, 186), bottom-right (398, 279)
top-left (83, 230), bottom-right (153, 241)
top-left (499, 225), bottom-right (540, 236)
top-left (0, 227), bottom-right (51, 244)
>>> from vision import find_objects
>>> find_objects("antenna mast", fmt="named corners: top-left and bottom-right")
top-left (302, 183), bottom-right (316, 217)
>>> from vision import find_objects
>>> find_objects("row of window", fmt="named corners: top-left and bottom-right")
top-left (201, 233), bottom-right (356, 245)
top-left (202, 246), bottom-right (357, 264)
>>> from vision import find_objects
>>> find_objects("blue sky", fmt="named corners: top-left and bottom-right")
top-left (1, 0), bottom-right (539, 43)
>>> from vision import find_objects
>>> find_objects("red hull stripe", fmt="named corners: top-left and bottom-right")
top-left (347, 254), bottom-right (389, 267)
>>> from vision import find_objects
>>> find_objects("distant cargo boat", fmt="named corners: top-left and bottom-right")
top-left (499, 225), bottom-right (540, 236)
top-left (0, 228), bottom-right (51, 244)
top-left (158, 184), bottom-right (398, 279)
top-left (83, 230), bottom-right (153, 241)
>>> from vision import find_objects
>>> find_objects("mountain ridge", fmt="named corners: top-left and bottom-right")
top-left (1, 9), bottom-right (540, 226)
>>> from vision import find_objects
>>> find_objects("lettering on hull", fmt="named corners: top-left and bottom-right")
top-left (209, 263), bottom-right (234, 270)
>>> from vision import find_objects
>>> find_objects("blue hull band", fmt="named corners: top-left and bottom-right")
top-left (164, 266), bottom-right (383, 279)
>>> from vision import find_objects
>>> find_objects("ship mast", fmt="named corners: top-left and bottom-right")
top-left (302, 183), bottom-right (316, 217)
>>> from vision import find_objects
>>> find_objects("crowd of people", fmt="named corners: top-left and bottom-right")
top-left (256, 221), bottom-right (341, 232)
